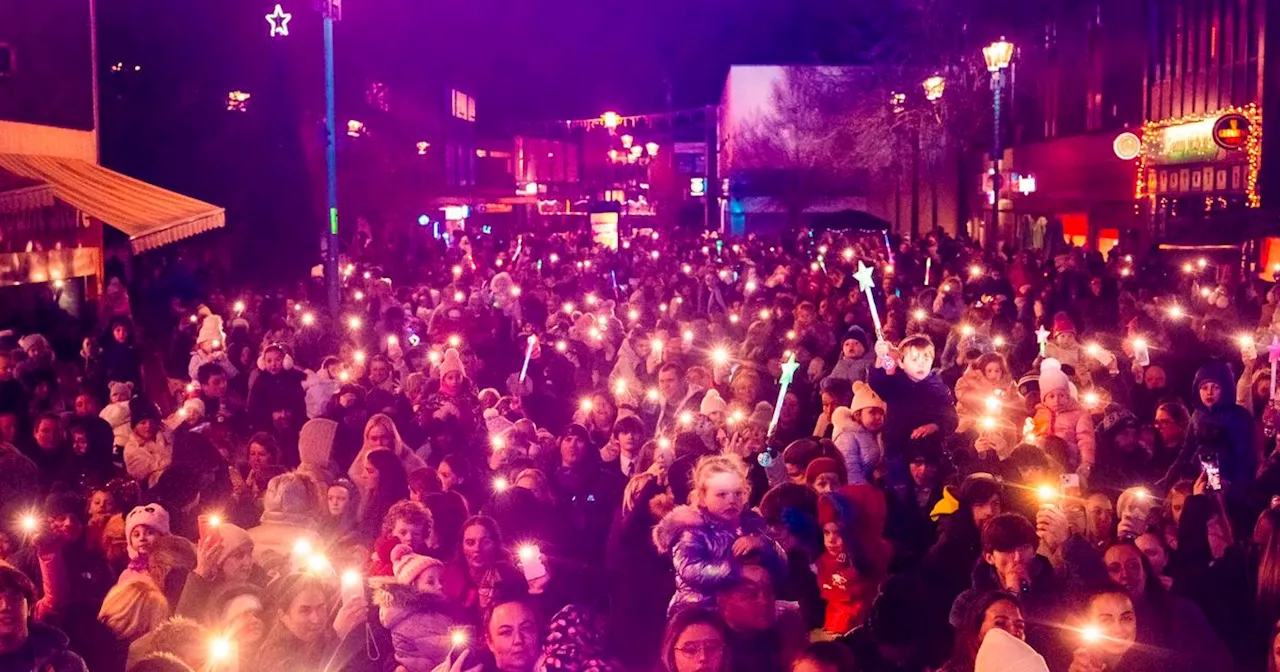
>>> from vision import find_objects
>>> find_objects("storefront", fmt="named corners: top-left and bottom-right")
top-left (1137, 105), bottom-right (1262, 241)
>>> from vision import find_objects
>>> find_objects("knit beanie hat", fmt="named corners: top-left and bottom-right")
top-left (1099, 403), bottom-right (1138, 437)
top-left (1051, 312), bottom-right (1076, 337)
top-left (700, 389), bottom-right (729, 416)
top-left (804, 457), bottom-right (844, 485)
top-left (391, 543), bottom-right (442, 587)
top-left (748, 401), bottom-right (774, 430)
top-left (842, 325), bottom-right (871, 352)
top-left (1038, 358), bottom-right (1069, 396)
top-left (298, 418), bottom-right (339, 466)
top-left (197, 314), bottom-right (225, 347)
top-left (974, 628), bottom-right (1049, 672)
top-left (484, 407), bottom-right (515, 436)
top-left (850, 381), bottom-right (887, 414)
top-left (125, 503), bottom-right (171, 540)
top-left (439, 348), bottom-right (466, 378)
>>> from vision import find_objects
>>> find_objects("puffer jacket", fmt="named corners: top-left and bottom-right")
top-left (374, 581), bottom-right (456, 672)
top-left (832, 408), bottom-right (881, 485)
top-left (1032, 400), bottom-right (1096, 469)
top-left (952, 369), bottom-right (1018, 434)
top-left (652, 504), bottom-right (781, 614)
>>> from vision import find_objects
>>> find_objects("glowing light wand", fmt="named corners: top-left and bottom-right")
top-left (519, 335), bottom-right (537, 383)
top-left (767, 354), bottom-right (800, 438)
top-left (853, 261), bottom-right (892, 370)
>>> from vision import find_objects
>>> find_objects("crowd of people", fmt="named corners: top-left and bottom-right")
top-left (2, 224), bottom-right (1280, 671)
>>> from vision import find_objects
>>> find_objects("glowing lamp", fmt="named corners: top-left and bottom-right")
top-left (494, 477), bottom-right (509, 492)
top-left (292, 539), bottom-right (313, 557)
top-left (451, 629), bottom-right (470, 648)
top-left (348, 316), bottom-right (362, 331)
top-left (210, 637), bottom-right (233, 661)
top-left (983, 38), bottom-right (1014, 72)
top-left (679, 411), bottom-right (694, 426)
top-left (1081, 625), bottom-right (1102, 644)
top-left (341, 569), bottom-right (361, 589)
top-left (1037, 485), bottom-right (1058, 502)
top-left (646, 388), bottom-right (660, 402)
top-left (448, 334), bottom-right (462, 348)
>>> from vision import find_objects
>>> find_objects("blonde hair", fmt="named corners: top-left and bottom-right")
top-left (623, 472), bottom-right (657, 516)
top-left (98, 580), bottom-right (170, 641)
top-left (689, 453), bottom-right (749, 508)
top-left (362, 413), bottom-right (407, 455)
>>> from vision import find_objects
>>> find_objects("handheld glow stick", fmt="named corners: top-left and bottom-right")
top-left (853, 261), bottom-right (892, 370)
top-left (519, 335), bottom-right (537, 383)
top-left (924, 257), bottom-right (932, 285)
top-left (767, 354), bottom-right (800, 437)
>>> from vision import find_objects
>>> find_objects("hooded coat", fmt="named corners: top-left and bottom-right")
top-left (374, 581), bottom-right (456, 672)
top-left (831, 407), bottom-right (881, 485)
top-left (816, 485), bottom-right (893, 634)
top-left (1191, 361), bottom-right (1258, 490)
top-left (652, 504), bottom-right (780, 614)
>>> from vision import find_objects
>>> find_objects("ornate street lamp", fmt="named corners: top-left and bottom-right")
top-left (922, 75), bottom-right (945, 102)
top-left (982, 38), bottom-right (1014, 251)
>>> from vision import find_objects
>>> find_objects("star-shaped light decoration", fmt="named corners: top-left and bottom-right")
top-left (778, 353), bottom-right (800, 387)
top-left (853, 260), bottom-right (876, 293)
top-left (266, 4), bottom-right (292, 37)
top-left (1035, 325), bottom-right (1051, 357)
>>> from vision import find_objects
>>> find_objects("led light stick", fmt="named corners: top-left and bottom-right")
top-left (519, 335), bottom-right (537, 383)
top-left (853, 261), bottom-right (891, 370)
top-left (767, 353), bottom-right (800, 437)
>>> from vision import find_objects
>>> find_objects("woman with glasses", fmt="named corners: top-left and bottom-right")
top-left (661, 608), bottom-right (731, 672)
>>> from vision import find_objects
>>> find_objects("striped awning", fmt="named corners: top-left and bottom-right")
top-left (0, 154), bottom-right (225, 253)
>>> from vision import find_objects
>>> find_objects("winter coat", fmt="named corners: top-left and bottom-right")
top-left (1031, 400), bottom-right (1096, 469)
top-left (0, 623), bottom-right (88, 672)
top-left (246, 367), bottom-right (307, 433)
top-left (100, 401), bottom-right (132, 449)
top-left (605, 478), bottom-right (675, 668)
top-left (374, 582), bottom-right (456, 672)
top-left (952, 369), bottom-right (1019, 434)
top-left (868, 368), bottom-right (958, 461)
top-left (1191, 361), bottom-right (1259, 490)
top-left (252, 622), bottom-right (337, 672)
top-left (831, 407), bottom-right (881, 485)
top-left (414, 380), bottom-right (483, 461)
top-left (827, 352), bottom-right (875, 385)
top-left (187, 349), bottom-right (238, 383)
top-left (303, 370), bottom-right (343, 419)
top-left (652, 504), bottom-right (781, 614)
top-left (123, 431), bottom-right (172, 486)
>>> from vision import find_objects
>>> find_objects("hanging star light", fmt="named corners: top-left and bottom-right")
top-left (266, 4), bottom-right (292, 37)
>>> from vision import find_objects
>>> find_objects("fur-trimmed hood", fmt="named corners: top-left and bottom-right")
top-left (652, 504), bottom-right (709, 554)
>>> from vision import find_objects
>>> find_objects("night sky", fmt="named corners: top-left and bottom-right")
top-left (96, 0), bottom-right (871, 124)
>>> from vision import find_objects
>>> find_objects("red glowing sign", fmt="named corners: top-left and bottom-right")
top-left (1212, 114), bottom-right (1250, 150)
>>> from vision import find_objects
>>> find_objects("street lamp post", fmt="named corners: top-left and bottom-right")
top-left (321, 0), bottom-right (343, 320)
top-left (983, 38), bottom-right (1014, 251)
top-left (922, 76), bottom-right (945, 237)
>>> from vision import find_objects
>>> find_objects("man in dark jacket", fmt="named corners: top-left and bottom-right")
top-left (0, 564), bottom-right (87, 671)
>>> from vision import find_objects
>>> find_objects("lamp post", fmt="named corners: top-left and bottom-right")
top-left (983, 38), bottom-right (1014, 251)
top-left (922, 76), bottom-right (945, 236)
top-left (320, 0), bottom-right (343, 319)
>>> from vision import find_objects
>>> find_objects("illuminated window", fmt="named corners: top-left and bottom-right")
top-left (451, 89), bottom-right (475, 122)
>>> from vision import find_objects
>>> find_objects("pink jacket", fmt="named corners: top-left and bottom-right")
top-left (1033, 402), bottom-right (1096, 468)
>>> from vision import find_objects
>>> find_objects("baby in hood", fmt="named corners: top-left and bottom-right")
top-left (373, 545), bottom-right (456, 672)
top-left (101, 381), bottom-right (135, 450)
top-left (123, 416), bottom-right (173, 486)
top-left (303, 356), bottom-right (345, 419)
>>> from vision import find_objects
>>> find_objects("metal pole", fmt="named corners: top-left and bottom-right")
top-left (910, 124), bottom-right (920, 241)
top-left (988, 70), bottom-right (1004, 251)
top-left (323, 14), bottom-right (340, 319)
